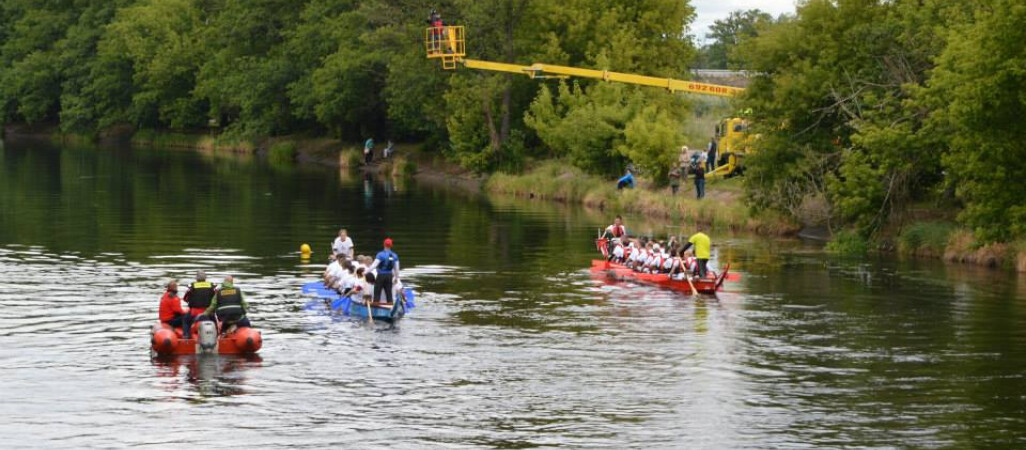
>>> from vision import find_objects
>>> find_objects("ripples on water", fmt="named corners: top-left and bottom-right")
top-left (2, 142), bottom-right (1026, 448)
top-left (3, 244), bottom-right (1024, 448)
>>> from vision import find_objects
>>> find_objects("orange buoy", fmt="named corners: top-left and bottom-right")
top-left (151, 327), bottom-right (178, 355)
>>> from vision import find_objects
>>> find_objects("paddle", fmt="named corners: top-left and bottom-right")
top-left (365, 297), bottom-right (374, 324)
top-left (403, 288), bottom-right (415, 309)
top-left (686, 274), bottom-right (699, 296)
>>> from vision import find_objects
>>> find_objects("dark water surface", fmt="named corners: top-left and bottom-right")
top-left (1, 138), bottom-right (1025, 449)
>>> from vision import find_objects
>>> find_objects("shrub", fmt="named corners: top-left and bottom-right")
top-left (826, 229), bottom-right (869, 255)
top-left (268, 141), bottom-right (297, 165)
top-left (339, 148), bottom-right (362, 168)
top-left (391, 156), bottom-right (417, 178)
top-left (898, 222), bottom-right (956, 257)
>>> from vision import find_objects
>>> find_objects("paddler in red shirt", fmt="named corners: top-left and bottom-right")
top-left (158, 280), bottom-right (187, 331)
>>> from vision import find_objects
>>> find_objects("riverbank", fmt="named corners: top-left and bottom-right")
top-left (6, 125), bottom-right (1024, 272)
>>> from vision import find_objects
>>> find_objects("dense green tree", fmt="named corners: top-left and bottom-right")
top-left (923, 0), bottom-right (1026, 241)
top-left (698, 9), bottom-right (773, 70)
top-left (738, 0), bottom-right (971, 234)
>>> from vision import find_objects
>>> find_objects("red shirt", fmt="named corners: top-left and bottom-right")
top-left (159, 291), bottom-right (186, 322)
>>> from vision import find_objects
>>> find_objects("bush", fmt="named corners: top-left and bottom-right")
top-left (268, 141), bottom-right (297, 165)
top-left (339, 148), bottom-right (362, 168)
top-left (826, 229), bottom-right (869, 255)
top-left (391, 156), bottom-right (417, 178)
top-left (898, 221), bottom-right (955, 257)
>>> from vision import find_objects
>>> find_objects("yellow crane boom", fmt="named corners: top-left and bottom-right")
top-left (426, 26), bottom-right (741, 97)
top-left (425, 25), bottom-right (752, 177)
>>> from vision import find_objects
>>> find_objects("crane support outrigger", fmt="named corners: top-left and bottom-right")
top-left (425, 25), bottom-right (753, 177)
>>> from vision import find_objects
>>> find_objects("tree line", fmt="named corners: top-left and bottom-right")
top-left (735, 0), bottom-right (1025, 243)
top-left (0, 0), bottom-right (697, 179)
top-left (2, 0), bottom-right (1023, 243)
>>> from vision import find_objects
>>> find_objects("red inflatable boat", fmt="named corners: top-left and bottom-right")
top-left (150, 322), bottom-right (262, 356)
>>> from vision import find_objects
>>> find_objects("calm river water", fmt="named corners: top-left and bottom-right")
top-left (1, 138), bottom-right (1025, 449)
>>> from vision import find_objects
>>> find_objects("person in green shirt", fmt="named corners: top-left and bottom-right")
top-left (681, 230), bottom-right (711, 278)
top-left (202, 276), bottom-right (251, 330)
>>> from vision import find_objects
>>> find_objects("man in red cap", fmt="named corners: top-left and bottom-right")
top-left (368, 238), bottom-right (400, 304)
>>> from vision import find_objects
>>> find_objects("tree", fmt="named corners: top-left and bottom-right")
top-left (924, 0), bottom-right (1026, 242)
top-left (700, 9), bottom-right (773, 70)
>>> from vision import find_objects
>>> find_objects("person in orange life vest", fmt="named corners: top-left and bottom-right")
top-left (159, 279), bottom-right (187, 330)
top-left (182, 270), bottom-right (216, 339)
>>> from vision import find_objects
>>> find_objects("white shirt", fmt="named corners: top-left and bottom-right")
top-left (325, 260), bottom-right (344, 279)
top-left (340, 272), bottom-right (357, 292)
top-left (332, 236), bottom-right (354, 259)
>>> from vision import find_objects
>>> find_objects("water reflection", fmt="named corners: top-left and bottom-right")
top-left (152, 354), bottom-right (263, 397)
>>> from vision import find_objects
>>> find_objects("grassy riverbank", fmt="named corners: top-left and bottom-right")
top-left (486, 161), bottom-right (798, 235)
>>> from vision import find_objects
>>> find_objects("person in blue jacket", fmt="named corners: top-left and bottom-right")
top-left (368, 238), bottom-right (400, 304)
top-left (617, 170), bottom-right (635, 190)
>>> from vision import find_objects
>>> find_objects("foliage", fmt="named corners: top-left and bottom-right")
top-left (825, 229), bottom-right (869, 255)
top-left (898, 221), bottom-right (955, 257)
top-left (737, 0), bottom-right (975, 237)
top-left (922, 0), bottom-right (1026, 242)
top-left (697, 9), bottom-right (774, 70)
top-left (268, 141), bottom-right (298, 165)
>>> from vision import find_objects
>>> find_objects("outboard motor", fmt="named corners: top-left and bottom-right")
top-left (198, 321), bottom-right (218, 353)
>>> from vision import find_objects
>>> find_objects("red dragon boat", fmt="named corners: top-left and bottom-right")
top-left (592, 238), bottom-right (730, 294)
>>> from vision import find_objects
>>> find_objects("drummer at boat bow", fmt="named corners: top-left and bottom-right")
top-left (368, 238), bottom-right (399, 304)
top-left (202, 276), bottom-right (252, 330)
top-left (602, 215), bottom-right (628, 241)
top-left (182, 270), bottom-right (216, 339)
top-left (680, 230), bottom-right (712, 278)
top-left (332, 228), bottom-right (354, 260)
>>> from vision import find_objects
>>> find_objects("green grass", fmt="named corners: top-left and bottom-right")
top-left (485, 160), bottom-right (795, 234)
top-left (391, 156), bottom-right (417, 177)
top-left (339, 148), bottom-right (363, 168)
top-left (268, 141), bottom-right (297, 165)
top-left (826, 229), bottom-right (869, 255)
top-left (131, 129), bottom-right (256, 153)
top-left (898, 221), bottom-right (956, 257)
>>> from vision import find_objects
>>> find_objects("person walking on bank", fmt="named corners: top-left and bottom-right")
top-left (364, 138), bottom-right (374, 164)
top-left (669, 164), bottom-right (682, 195)
top-left (706, 137), bottom-right (718, 173)
top-left (368, 238), bottom-right (399, 304)
top-left (693, 157), bottom-right (706, 199)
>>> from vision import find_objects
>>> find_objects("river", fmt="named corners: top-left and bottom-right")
top-left (1, 137), bottom-right (1024, 448)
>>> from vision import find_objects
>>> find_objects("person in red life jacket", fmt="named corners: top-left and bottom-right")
top-left (369, 238), bottom-right (400, 304)
top-left (159, 280), bottom-right (187, 331)
top-left (601, 215), bottom-right (628, 260)
top-left (426, 9), bottom-right (445, 54)
top-left (182, 270), bottom-right (217, 340)
top-left (202, 275), bottom-right (251, 333)
top-left (603, 215), bottom-right (627, 240)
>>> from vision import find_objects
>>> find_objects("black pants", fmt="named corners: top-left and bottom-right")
top-left (163, 315), bottom-right (187, 329)
top-left (374, 272), bottom-right (394, 303)
top-left (364, 150), bottom-right (372, 164)
top-left (697, 259), bottom-right (709, 278)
